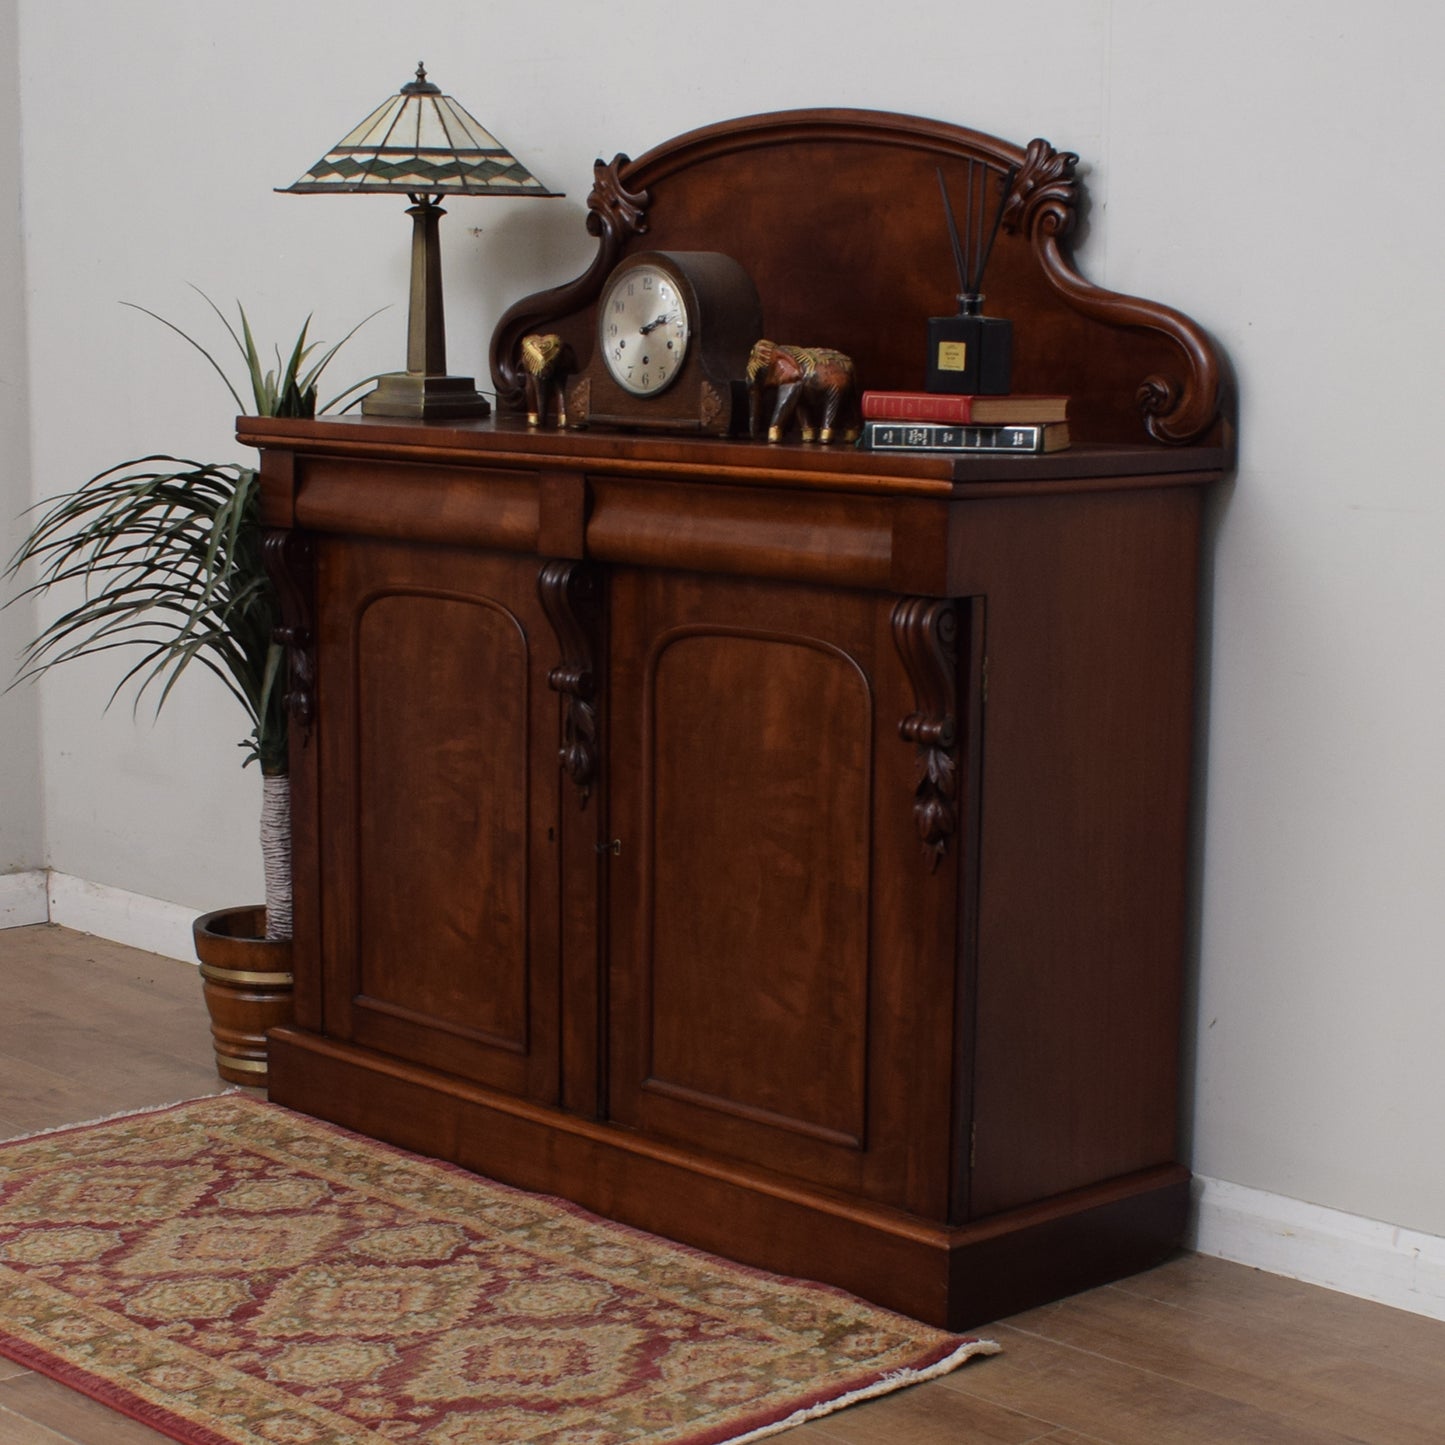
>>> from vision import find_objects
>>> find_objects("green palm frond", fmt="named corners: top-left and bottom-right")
top-left (123, 288), bottom-right (386, 418)
top-left (5, 298), bottom-right (378, 773)
top-left (7, 458), bottom-right (285, 771)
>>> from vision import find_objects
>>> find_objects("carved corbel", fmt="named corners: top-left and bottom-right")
top-left (538, 561), bottom-right (602, 805)
top-left (262, 530), bottom-right (316, 740)
top-left (892, 597), bottom-right (959, 870)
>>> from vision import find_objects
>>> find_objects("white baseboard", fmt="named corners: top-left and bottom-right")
top-left (41, 872), bottom-right (199, 963)
top-left (0, 870), bottom-right (49, 928)
top-left (1190, 1175), bottom-right (1445, 1322)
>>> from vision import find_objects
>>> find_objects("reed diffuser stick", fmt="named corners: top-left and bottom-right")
top-left (936, 163), bottom-right (1017, 295)
top-left (972, 164), bottom-right (1016, 293)
top-left (939, 166), bottom-right (970, 296)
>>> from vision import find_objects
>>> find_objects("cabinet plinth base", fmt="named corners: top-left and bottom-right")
top-left (267, 1028), bottom-right (1189, 1330)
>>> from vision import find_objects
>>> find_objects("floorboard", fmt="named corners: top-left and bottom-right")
top-left (2, 922), bottom-right (1442, 1444)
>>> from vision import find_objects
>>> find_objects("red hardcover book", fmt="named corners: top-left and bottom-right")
top-left (860, 390), bottom-right (1070, 424)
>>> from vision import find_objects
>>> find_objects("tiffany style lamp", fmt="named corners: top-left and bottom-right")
top-left (280, 64), bottom-right (562, 419)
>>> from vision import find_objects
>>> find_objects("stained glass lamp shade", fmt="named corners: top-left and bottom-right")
top-left (280, 64), bottom-right (561, 419)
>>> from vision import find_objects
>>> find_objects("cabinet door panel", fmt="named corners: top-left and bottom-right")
top-left (607, 569), bottom-right (961, 1216)
top-left (315, 539), bottom-right (560, 1101)
top-left (646, 629), bottom-right (871, 1147)
top-left (355, 593), bottom-right (529, 1048)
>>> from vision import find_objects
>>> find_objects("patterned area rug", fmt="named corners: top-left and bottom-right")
top-left (0, 1095), bottom-right (997, 1444)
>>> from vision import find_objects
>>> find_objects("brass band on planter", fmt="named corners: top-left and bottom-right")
top-left (212, 1053), bottom-right (270, 1074)
top-left (199, 964), bottom-right (294, 988)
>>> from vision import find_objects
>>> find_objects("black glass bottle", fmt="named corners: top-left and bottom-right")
top-left (926, 292), bottom-right (1013, 395)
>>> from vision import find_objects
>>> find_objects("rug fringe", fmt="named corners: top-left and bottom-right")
top-left (0, 1091), bottom-right (239, 1147)
top-left (716, 1337), bottom-right (1003, 1445)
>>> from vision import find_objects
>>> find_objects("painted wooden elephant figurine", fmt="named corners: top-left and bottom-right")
top-left (746, 340), bottom-right (861, 444)
top-left (520, 333), bottom-right (577, 427)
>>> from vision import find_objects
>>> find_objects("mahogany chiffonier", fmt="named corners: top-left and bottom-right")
top-left (244, 109), bottom-right (1231, 1329)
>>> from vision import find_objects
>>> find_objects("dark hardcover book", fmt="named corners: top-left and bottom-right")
top-left (860, 390), bottom-right (1070, 425)
top-left (858, 421), bottom-right (1071, 454)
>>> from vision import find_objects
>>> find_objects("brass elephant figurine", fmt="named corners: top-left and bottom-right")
top-left (520, 333), bottom-right (577, 427)
top-left (746, 340), bottom-right (860, 444)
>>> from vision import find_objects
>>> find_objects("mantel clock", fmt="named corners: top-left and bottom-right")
top-left (566, 250), bottom-right (762, 435)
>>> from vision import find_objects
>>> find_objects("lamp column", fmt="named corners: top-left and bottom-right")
top-left (362, 192), bottom-right (491, 419)
top-left (406, 195), bottom-right (447, 376)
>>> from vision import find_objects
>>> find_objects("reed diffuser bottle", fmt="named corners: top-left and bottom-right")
top-left (927, 163), bottom-right (1017, 395)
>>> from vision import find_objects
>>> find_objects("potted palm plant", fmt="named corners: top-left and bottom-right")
top-left (6, 295), bottom-right (374, 1084)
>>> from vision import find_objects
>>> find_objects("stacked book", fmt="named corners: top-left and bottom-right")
top-left (857, 391), bottom-right (1070, 454)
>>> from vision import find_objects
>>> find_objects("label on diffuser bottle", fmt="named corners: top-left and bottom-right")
top-left (936, 341), bottom-right (968, 371)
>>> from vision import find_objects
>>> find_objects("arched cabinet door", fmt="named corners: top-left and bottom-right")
top-left (603, 566), bottom-right (976, 1221)
top-left (312, 535), bottom-right (563, 1105)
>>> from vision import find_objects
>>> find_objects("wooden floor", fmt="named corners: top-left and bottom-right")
top-left (1, 924), bottom-right (1443, 1444)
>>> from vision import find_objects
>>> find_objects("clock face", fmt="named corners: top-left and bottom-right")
top-left (599, 262), bottom-right (691, 396)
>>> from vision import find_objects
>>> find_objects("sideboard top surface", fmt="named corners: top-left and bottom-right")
top-left (239, 412), bottom-right (1227, 500)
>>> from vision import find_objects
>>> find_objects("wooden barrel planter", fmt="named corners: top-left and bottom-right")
top-left (192, 905), bottom-right (294, 1087)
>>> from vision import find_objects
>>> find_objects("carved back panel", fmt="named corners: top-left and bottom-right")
top-left (492, 109), bottom-right (1228, 447)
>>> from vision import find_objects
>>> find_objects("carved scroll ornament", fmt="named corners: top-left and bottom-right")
top-left (538, 560), bottom-right (602, 804)
top-left (1002, 137), bottom-right (1223, 445)
top-left (262, 529), bottom-right (316, 739)
top-left (489, 157), bottom-right (650, 408)
top-left (892, 597), bottom-right (959, 871)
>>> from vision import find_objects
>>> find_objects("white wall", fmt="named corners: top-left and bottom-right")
top-left (1137, 6), bottom-right (1445, 1239)
top-left (9, 0), bottom-right (1445, 1243)
top-left (0, 0), bottom-right (42, 876)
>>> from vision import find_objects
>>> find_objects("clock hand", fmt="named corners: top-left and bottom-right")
top-left (639, 313), bottom-right (671, 335)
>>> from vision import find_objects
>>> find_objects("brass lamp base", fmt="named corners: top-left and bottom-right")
top-left (360, 372), bottom-right (492, 420)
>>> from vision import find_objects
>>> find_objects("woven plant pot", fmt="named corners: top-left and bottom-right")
top-left (193, 905), bottom-right (293, 1087)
